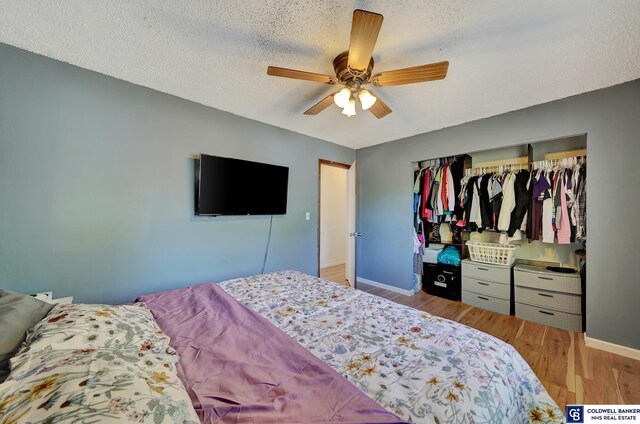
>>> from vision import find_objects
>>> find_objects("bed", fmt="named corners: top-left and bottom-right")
top-left (1, 271), bottom-right (564, 423)
top-left (140, 270), bottom-right (564, 423)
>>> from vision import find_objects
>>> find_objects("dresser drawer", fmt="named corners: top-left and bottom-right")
top-left (462, 277), bottom-right (510, 300)
top-left (515, 302), bottom-right (582, 332)
top-left (515, 286), bottom-right (581, 314)
top-left (514, 268), bottom-right (581, 294)
top-left (463, 291), bottom-right (510, 315)
top-left (462, 260), bottom-right (512, 283)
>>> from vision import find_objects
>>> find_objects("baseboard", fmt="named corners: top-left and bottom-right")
top-left (356, 277), bottom-right (415, 296)
top-left (585, 335), bottom-right (640, 360)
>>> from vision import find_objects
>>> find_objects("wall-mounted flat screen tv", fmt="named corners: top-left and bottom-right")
top-left (196, 154), bottom-right (289, 216)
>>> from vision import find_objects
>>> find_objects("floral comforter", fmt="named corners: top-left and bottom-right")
top-left (218, 271), bottom-right (564, 424)
top-left (0, 303), bottom-right (199, 423)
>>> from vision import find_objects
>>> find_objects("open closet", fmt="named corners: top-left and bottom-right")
top-left (412, 135), bottom-right (587, 332)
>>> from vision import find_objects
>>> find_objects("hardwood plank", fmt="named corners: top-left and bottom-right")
top-left (439, 302), bottom-right (471, 321)
top-left (583, 345), bottom-right (615, 383)
top-left (488, 314), bottom-right (523, 344)
top-left (366, 287), bottom-right (386, 296)
top-left (403, 294), bottom-right (429, 309)
top-left (610, 353), bottom-right (640, 377)
top-left (575, 375), bottom-right (584, 404)
top-left (320, 263), bottom-right (349, 287)
top-left (473, 310), bottom-right (500, 335)
top-left (581, 378), bottom-right (620, 404)
top-left (456, 306), bottom-right (485, 328)
top-left (537, 327), bottom-right (571, 387)
top-left (615, 368), bottom-right (640, 403)
top-left (453, 304), bottom-right (473, 322)
top-left (516, 320), bottom-right (547, 346)
top-left (566, 331), bottom-right (576, 392)
top-left (512, 339), bottom-right (543, 371)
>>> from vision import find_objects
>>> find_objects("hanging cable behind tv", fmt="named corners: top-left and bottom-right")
top-left (261, 215), bottom-right (274, 274)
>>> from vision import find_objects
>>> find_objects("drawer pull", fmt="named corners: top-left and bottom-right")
top-left (538, 276), bottom-right (554, 281)
top-left (478, 282), bottom-right (489, 286)
top-left (478, 296), bottom-right (489, 301)
top-left (477, 267), bottom-right (489, 271)
top-left (539, 310), bottom-right (555, 316)
top-left (538, 293), bottom-right (554, 298)
top-left (442, 271), bottom-right (453, 275)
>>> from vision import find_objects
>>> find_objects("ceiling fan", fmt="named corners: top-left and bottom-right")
top-left (267, 9), bottom-right (449, 119)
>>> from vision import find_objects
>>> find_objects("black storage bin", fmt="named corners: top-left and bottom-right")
top-left (423, 262), bottom-right (461, 301)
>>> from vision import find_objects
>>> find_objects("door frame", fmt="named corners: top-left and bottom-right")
top-left (317, 159), bottom-right (354, 282)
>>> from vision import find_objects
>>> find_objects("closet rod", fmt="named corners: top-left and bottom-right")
top-left (544, 149), bottom-right (587, 161)
top-left (472, 156), bottom-right (528, 169)
top-left (417, 156), bottom-right (457, 169)
top-left (532, 155), bottom-right (586, 170)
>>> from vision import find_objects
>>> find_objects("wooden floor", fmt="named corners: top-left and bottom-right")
top-left (320, 263), bottom-right (350, 287)
top-left (357, 282), bottom-right (640, 410)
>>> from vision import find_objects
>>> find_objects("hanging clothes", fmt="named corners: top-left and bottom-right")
top-left (413, 227), bottom-right (423, 274)
top-left (464, 176), bottom-right (478, 232)
top-left (440, 164), bottom-right (449, 213)
top-left (557, 173), bottom-right (572, 244)
top-left (471, 177), bottom-right (483, 230)
top-left (490, 174), bottom-right (503, 230)
top-left (479, 173), bottom-right (493, 231)
top-left (450, 158), bottom-right (465, 220)
top-left (507, 170), bottom-right (531, 237)
top-left (421, 168), bottom-right (431, 221)
top-left (541, 171), bottom-right (555, 243)
top-left (575, 164), bottom-right (587, 241)
top-left (528, 159), bottom-right (586, 243)
top-left (498, 173), bottom-right (516, 231)
top-left (446, 163), bottom-right (456, 216)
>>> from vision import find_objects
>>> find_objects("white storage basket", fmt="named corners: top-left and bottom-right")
top-left (466, 241), bottom-right (518, 266)
top-left (422, 247), bottom-right (443, 264)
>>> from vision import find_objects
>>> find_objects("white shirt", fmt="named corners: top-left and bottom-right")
top-left (498, 173), bottom-right (516, 231)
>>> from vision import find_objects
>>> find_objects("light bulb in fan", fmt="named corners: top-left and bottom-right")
top-left (342, 97), bottom-right (356, 117)
top-left (333, 87), bottom-right (351, 109)
top-left (358, 89), bottom-right (377, 110)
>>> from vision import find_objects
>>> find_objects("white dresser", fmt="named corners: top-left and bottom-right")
top-left (461, 259), bottom-right (513, 315)
top-left (514, 264), bottom-right (582, 332)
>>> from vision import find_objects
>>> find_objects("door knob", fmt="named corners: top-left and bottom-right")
top-left (349, 232), bottom-right (362, 237)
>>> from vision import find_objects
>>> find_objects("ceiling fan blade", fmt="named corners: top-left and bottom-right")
top-left (368, 91), bottom-right (392, 119)
top-left (372, 61), bottom-right (449, 87)
top-left (303, 93), bottom-right (337, 115)
top-left (347, 10), bottom-right (384, 74)
top-left (267, 66), bottom-right (337, 84)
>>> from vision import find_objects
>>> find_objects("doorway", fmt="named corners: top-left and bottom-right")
top-left (318, 160), bottom-right (357, 287)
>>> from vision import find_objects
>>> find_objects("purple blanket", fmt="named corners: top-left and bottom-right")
top-left (139, 283), bottom-right (403, 423)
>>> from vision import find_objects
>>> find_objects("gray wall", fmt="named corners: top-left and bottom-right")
top-left (357, 80), bottom-right (640, 349)
top-left (0, 43), bottom-right (354, 304)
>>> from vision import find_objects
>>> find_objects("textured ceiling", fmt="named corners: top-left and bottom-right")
top-left (1, 1), bottom-right (639, 149)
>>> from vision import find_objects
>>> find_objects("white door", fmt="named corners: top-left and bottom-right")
top-left (346, 160), bottom-right (358, 287)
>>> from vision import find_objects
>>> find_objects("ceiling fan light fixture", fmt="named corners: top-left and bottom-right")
top-left (342, 97), bottom-right (356, 117)
top-left (268, 9), bottom-right (449, 119)
top-left (358, 89), bottom-right (377, 110)
top-left (334, 87), bottom-right (351, 108)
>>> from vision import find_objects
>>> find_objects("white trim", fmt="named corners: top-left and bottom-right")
top-left (585, 335), bottom-right (640, 360)
top-left (357, 277), bottom-right (416, 296)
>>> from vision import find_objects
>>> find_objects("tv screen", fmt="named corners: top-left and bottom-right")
top-left (197, 154), bottom-right (289, 216)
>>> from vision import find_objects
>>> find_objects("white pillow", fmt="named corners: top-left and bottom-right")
top-left (21, 303), bottom-right (175, 356)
